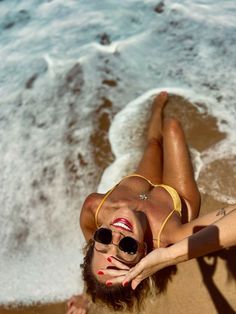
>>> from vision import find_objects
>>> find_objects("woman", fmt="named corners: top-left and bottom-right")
top-left (67, 91), bottom-right (201, 313)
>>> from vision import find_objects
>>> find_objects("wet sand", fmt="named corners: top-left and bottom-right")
top-left (1, 95), bottom-right (236, 314)
top-left (0, 303), bottom-right (65, 314)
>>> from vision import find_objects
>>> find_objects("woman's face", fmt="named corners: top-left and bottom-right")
top-left (91, 208), bottom-right (146, 284)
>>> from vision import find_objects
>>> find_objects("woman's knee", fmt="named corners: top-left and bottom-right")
top-left (147, 137), bottom-right (162, 148)
top-left (163, 118), bottom-right (183, 136)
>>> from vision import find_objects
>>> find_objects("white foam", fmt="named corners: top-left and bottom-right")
top-left (169, 0), bottom-right (236, 27)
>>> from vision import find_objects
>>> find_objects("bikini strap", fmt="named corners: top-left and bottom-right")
top-left (95, 184), bottom-right (118, 228)
top-left (155, 185), bottom-right (182, 247)
top-left (156, 209), bottom-right (176, 248)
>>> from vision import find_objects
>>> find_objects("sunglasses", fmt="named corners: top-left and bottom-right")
top-left (93, 228), bottom-right (139, 255)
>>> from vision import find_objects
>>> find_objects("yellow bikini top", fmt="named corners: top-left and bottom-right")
top-left (94, 174), bottom-right (182, 248)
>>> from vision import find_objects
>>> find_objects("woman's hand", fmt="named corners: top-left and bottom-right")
top-left (97, 256), bottom-right (131, 285)
top-left (98, 249), bottom-right (174, 288)
top-left (122, 248), bottom-right (174, 289)
top-left (66, 294), bottom-right (91, 314)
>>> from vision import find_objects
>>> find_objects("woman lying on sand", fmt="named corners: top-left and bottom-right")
top-left (67, 205), bottom-right (236, 314)
top-left (66, 92), bottom-right (236, 314)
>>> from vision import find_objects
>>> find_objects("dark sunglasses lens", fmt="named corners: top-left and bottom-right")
top-left (94, 228), bottom-right (112, 245)
top-left (119, 237), bottom-right (138, 254)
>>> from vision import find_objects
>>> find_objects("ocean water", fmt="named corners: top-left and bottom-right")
top-left (0, 0), bottom-right (236, 306)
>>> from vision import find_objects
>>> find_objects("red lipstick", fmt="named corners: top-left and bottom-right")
top-left (112, 218), bottom-right (133, 232)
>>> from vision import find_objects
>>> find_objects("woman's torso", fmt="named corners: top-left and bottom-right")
top-left (80, 175), bottom-right (183, 248)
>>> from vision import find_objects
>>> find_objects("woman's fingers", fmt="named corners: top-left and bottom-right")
top-left (98, 267), bottom-right (129, 277)
top-left (106, 274), bottom-right (127, 286)
top-left (122, 262), bottom-right (145, 284)
top-left (107, 256), bottom-right (130, 270)
top-left (121, 248), bottom-right (172, 289)
top-left (67, 305), bottom-right (87, 314)
top-left (131, 277), bottom-right (143, 290)
top-left (125, 266), bottom-right (151, 290)
top-left (66, 305), bottom-right (77, 314)
top-left (104, 271), bottom-right (143, 288)
top-left (67, 295), bottom-right (78, 308)
top-left (66, 294), bottom-right (90, 314)
top-left (97, 256), bottom-right (130, 281)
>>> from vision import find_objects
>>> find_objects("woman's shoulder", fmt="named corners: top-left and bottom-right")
top-left (80, 192), bottom-right (103, 241)
top-left (83, 192), bottom-right (101, 208)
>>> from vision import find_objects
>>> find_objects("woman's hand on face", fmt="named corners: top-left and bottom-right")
top-left (97, 256), bottom-right (131, 285)
top-left (122, 248), bottom-right (172, 290)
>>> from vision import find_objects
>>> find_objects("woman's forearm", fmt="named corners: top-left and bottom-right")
top-left (169, 208), bottom-right (236, 264)
top-left (177, 204), bottom-right (236, 241)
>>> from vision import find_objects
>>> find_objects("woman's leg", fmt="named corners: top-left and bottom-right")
top-left (135, 92), bottom-right (168, 183)
top-left (162, 118), bottom-right (200, 221)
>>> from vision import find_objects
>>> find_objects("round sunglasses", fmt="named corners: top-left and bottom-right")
top-left (93, 227), bottom-right (139, 255)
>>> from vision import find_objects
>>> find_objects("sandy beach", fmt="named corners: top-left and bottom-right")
top-left (0, 303), bottom-right (65, 314)
top-left (1, 95), bottom-right (235, 314)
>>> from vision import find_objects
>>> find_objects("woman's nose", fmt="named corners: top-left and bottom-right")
top-left (108, 244), bottom-right (118, 256)
top-left (112, 230), bottom-right (122, 244)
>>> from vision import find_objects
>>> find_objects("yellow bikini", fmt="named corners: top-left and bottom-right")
top-left (95, 174), bottom-right (182, 248)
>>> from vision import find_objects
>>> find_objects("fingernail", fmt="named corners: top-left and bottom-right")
top-left (107, 257), bottom-right (112, 262)
top-left (97, 271), bottom-right (104, 275)
top-left (123, 281), bottom-right (129, 287)
top-left (106, 281), bottom-right (112, 286)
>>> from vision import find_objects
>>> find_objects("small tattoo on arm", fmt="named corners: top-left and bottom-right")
top-left (216, 208), bottom-right (226, 216)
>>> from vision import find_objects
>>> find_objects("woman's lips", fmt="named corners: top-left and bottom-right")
top-left (111, 218), bottom-right (133, 232)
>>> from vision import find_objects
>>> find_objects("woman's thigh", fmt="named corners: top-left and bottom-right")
top-left (135, 139), bottom-right (163, 184)
top-left (162, 118), bottom-right (200, 220)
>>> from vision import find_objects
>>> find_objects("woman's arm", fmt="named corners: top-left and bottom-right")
top-left (175, 204), bottom-right (236, 241)
top-left (181, 205), bottom-right (236, 259)
top-left (122, 205), bottom-right (236, 289)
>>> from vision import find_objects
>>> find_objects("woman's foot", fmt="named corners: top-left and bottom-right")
top-left (147, 91), bottom-right (168, 141)
top-left (66, 294), bottom-right (91, 314)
